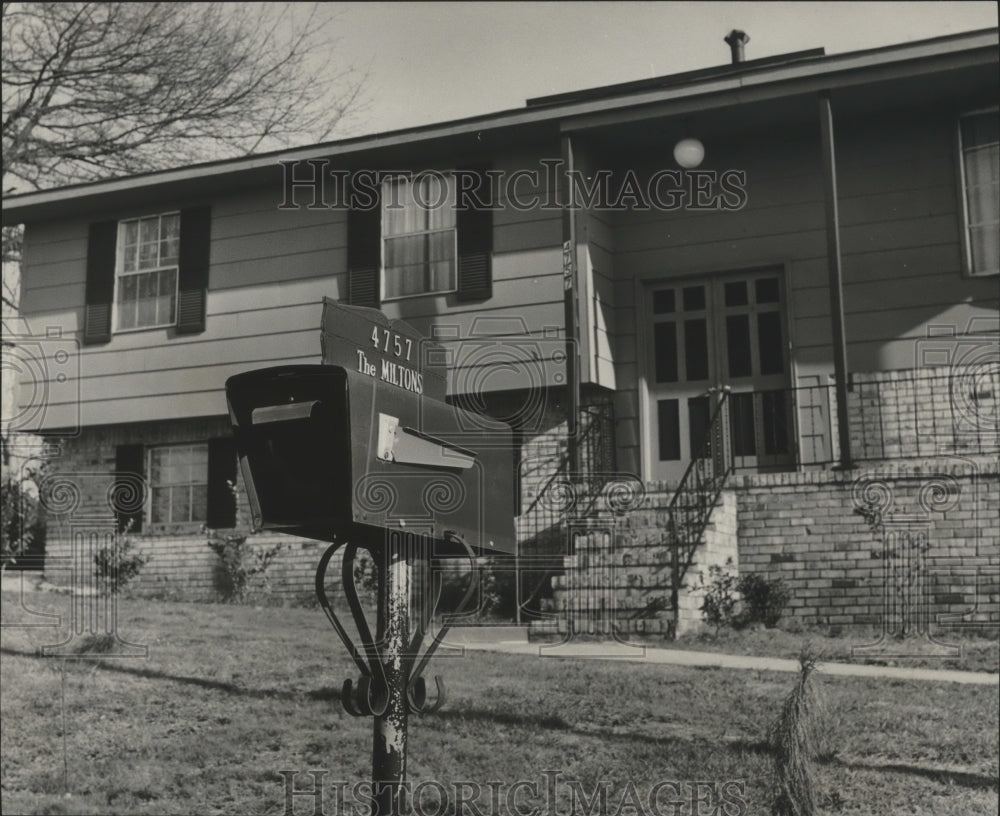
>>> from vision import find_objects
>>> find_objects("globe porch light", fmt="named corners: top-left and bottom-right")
top-left (673, 138), bottom-right (705, 169)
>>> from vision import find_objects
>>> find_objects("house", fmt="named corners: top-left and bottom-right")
top-left (3, 29), bottom-right (997, 633)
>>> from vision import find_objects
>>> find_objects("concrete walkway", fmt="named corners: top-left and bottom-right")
top-left (447, 630), bottom-right (999, 686)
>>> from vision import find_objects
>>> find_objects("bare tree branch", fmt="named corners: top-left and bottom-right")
top-left (2, 2), bottom-right (370, 194)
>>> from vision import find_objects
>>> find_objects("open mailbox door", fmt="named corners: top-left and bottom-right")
top-left (225, 304), bottom-right (516, 556)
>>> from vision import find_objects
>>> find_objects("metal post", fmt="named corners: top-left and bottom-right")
top-left (372, 530), bottom-right (411, 816)
top-left (561, 134), bottom-right (581, 476)
top-left (819, 91), bottom-right (853, 468)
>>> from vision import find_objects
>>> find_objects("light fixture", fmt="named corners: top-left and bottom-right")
top-left (673, 138), bottom-right (705, 169)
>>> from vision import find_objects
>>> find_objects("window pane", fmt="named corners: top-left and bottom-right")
top-left (729, 392), bottom-right (756, 456)
top-left (653, 289), bottom-right (675, 314)
top-left (726, 314), bottom-right (752, 377)
top-left (149, 449), bottom-right (166, 482)
top-left (654, 322), bottom-right (678, 383)
top-left (684, 319), bottom-right (709, 381)
top-left (682, 285), bottom-right (705, 311)
top-left (688, 395), bottom-right (710, 456)
top-left (428, 259), bottom-right (455, 292)
top-left (172, 486), bottom-right (190, 523)
top-left (754, 277), bottom-right (780, 303)
top-left (964, 148), bottom-right (999, 189)
top-left (657, 399), bottom-right (680, 461)
top-left (192, 485), bottom-right (208, 522)
top-left (757, 312), bottom-right (784, 375)
top-left (123, 221), bottom-right (139, 273)
top-left (385, 234), bottom-right (426, 269)
top-left (970, 224), bottom-right (1000, 274)
top-left (136, 272), bottom-right (158, 326)
top-left (117, 275), bottom-right (137, 329)
top-left (158, 269), bottom-right (177, 324)
top-left (151, 487), bottom-right (170, 524)
top-left (761, 390), bottom-right (791, 455)
top-left (724, 281), bottom-right (747, 306)
top-left (422, 175), bottom-right (455, 230)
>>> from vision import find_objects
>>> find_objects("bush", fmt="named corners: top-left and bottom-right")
top-left (93, 523), bottom-right (150, 594)
top-left (1, 474), bottom-right (43, 568)
top-left (698, 567), bottom-right (792, 632)
top-left (698, 563), bottom-right (740, 634)
top-left (739, 573), bottom-right (791, 628)
top-left (207, 531), bottom-right (282, 602)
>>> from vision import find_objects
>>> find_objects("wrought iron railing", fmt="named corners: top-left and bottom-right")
top-left (664, 388), bottom-right (735, 633)
top-left (728, 365), bottom-right (999, 471)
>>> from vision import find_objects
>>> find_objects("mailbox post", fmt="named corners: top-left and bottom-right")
top-left (226, 301), bottom-right (516, 815)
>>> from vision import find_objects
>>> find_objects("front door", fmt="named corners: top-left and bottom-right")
top-left (646, 268), bottom-right (793, 482)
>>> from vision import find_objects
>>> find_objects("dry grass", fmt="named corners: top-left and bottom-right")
top-left (1, 587), bottom-right (997, 815)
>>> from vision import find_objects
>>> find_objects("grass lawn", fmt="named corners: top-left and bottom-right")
top-left (1, 587), bottom-right (997, 816)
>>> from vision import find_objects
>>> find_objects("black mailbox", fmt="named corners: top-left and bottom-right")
top-left (225, 363), bottom-right (515, 556)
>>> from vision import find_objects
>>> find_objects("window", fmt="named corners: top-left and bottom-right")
top-left (958, 110), bottom-right (999, 277)
top-left (115, 212), bottom-right (180, 330)
top-left (147, 443), bottom-right (208, 525)
top-left (381, 174), bottom-right (457, 299)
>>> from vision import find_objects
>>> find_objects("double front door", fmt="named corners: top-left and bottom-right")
top-left (646, 268), bottom-right (794, 482)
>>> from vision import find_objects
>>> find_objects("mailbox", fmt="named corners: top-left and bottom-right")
top-left (225, 364), bottom-right (516, 556)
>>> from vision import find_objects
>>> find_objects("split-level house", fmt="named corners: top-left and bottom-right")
top-left (4, 29), bottom-right (997, 632)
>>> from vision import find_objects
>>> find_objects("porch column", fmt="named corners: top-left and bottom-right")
top-left (819, 91), bottom-right (853, 468)
top-left (561, 134), bottom-right (582, 475)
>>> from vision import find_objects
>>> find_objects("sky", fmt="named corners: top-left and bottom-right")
top-left (322, 1), bottom-right (998, 137)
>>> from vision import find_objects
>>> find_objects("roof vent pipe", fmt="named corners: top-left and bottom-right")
top-left (724, 30), bottom-right (750, 64)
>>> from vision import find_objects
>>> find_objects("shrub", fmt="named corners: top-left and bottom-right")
top-left (1, 474), bottom-right (43, 568)
top-left (207, 531), bottom-right (282, 602)
top-left (697, 563), bottom-right (741, 634)
top-left (738, 573), bottom-right (791, 628)
top-left (93, 521), bottom-right (149, 594)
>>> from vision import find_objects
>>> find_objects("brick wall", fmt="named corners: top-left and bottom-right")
top-left (734, 455), bottom-right (999, 629)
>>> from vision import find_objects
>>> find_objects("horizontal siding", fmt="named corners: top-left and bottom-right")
top-left (18, 161), bottom-right (571, 429)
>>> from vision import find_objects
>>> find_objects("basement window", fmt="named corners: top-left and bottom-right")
top-left (957, 109), bottom-right (999, 277)
top-left (147, 443), bottom-right (208, 525)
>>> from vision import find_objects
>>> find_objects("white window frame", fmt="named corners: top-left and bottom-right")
top-left (380, 173), bottom-right (458, 301)
top-left (113, 211), bottom-right (181, 332)
top-left (145, 442), bottom-right (208, 527)
top-left (956, 107), bottom-right (999, 278)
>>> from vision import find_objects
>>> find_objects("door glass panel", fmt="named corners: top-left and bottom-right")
top-left (755, 277), bottom-right (780, 303)
top-left (730, 392), bottom-right (757, 456)
top-left (757, 311), bottom-right (784, 375)
top-left (682, 285), bottom-right (705, 311)
top-left (653, 289), bottom-right (675, 314)
top-left (684, 319), bottom-right (709, 381)
top-left (761, 390), bottom-right (791, 455)
top-left (724, 281), bottom-right (748, 306)
top-left (657, 399), bottom-right (680, 460)
top-left (726, 314), bottom-right (752, 377)
top-left (654, 322), bottom-right (678, 383)
top-left (688, 395), bottom-right (710, 456)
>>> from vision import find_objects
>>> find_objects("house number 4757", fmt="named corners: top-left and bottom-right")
top-left (371, 327), bottom-right (413, 361)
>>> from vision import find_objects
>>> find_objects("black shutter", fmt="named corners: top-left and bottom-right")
top-left (346, 189), bottom-right (381, 308)
top-left (113, 444), bottom-right (145, 533)
top-left (176, 206), bottom-right (211, 334)
top-left (83, 221), bottom-right (117, 345)
top-left (206, 436), bottom-right (238, 529)
top-left (456, 169), bottom-right (493, 302)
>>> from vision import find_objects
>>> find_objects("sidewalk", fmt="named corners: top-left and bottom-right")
top-left (449, 631), bottom-right (999, 686)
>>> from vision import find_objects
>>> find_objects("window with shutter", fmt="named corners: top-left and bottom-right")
top-left (345, 170), bottom-right (493, 305)
top-left (85, 207), bottom-right (211, 339)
